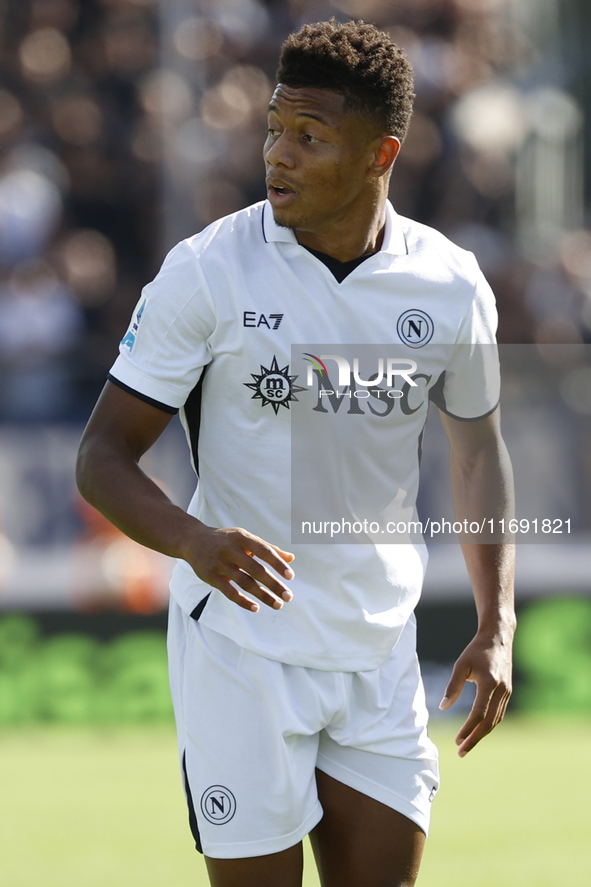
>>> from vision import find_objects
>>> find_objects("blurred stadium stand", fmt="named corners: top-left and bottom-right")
top-left (0, 1), bottom-right (590, 715)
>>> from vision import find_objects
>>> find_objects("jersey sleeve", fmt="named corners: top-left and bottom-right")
top-left (109, 240), bottom-right (216, 412)
top-left (430, 260), bottom-right (500, 421)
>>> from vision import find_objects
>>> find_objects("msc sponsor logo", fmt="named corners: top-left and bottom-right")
top-left (200, 786), bottom-right (236, 825)
top-left (396, 309), bottom-right (434, 348)
top-left (244, 355), bottom-right (306, 415)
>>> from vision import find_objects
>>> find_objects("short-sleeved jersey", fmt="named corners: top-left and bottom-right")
top-left (109, 200), bottom-right (498, 671)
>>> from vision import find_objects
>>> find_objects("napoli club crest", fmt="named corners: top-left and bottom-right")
top-left (396, 309), bottom-right (434, 348)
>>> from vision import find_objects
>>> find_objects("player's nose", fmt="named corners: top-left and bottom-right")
top-left (264, 131), bottom-right (296, 169)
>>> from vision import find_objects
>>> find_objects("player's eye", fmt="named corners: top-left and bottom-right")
top-left (303, 133), bottom-right (320, 144)
top-left (267, 127), bottom-right (281, 137)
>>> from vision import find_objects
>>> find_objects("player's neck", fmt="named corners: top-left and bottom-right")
top-left (294, 199), bottom-right (387, 263)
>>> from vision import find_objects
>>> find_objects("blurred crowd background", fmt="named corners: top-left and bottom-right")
top-left (2, 0), bottom-right (591, 426)
top-left (0, 1), bottom-right (590, 720)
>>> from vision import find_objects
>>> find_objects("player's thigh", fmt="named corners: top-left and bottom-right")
top-left (310, 769), bottom-right (425, 887)
top-left (205, 843), bottom-right (303, 887)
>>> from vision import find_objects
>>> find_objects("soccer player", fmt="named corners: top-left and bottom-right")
top-left (76, 20), bottom-right (515, 887)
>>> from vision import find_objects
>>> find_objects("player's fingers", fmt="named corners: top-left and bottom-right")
top-left (456, 683), bottom-right (506, 756)
top-left (240, 532), bottom-right (296, 579)
top-left (456, 722), bottom-right (490, 757)
top-left (197, 529), bottom-right (293, 601)
top-left (269, 543), bottom-right (296, 564)
top-left (455, 679), bottom-right (496, 745)
top-left (222, 564), bottom-right (285, 610)
top-left (488, 675), bottom-right (512, 727)
top-left (232, 550), bottom-right (294, 601)
top-left (492, 687), bottom-right (512, 729)
top-left (214, 577), bottom-right (262, 613)
top-left (439, 660), bottom-right (470, 710)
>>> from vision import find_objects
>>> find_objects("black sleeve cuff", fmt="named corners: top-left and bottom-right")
top-left (428, 370), bottom-right (499, 421)
top-left (435, 400), bottom-right (500, 422)
top-left (107, 374), bottom-right (179, 415)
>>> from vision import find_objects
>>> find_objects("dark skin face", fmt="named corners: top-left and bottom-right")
top-left (264, 84), bottom-right (400, 262)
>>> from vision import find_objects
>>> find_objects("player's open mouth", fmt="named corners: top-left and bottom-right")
top-left (268, 184), bottom-right (296, 204)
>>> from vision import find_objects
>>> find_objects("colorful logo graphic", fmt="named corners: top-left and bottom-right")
top-left (302, 353), bottom-right (329, 378)
top-left (303, 353), bottom-right (418, 388)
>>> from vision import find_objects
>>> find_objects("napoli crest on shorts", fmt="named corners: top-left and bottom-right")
top-left (200, 785), bottom-right (237, 825)
top-left (244, 355), bottom-right (306, 415)
top-left (396, 309), bottom-right (434, 348)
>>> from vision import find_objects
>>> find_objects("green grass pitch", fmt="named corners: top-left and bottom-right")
top-left (0, 719), bottom-right (589, 886)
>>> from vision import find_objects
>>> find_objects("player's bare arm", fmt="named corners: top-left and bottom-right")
top-left (438, 407), bottom-right (516, 757)
top-left (75, 381), bottom-right (295, 613)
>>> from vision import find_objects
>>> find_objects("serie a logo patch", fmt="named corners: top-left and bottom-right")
top-left (121, 299), bottom-right (147, 351)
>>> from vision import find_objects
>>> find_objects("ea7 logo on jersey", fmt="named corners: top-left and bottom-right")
top-left (243, 311), bottom-right (283, 329)
top-left (397, 310), bottom-right (434, 348)
top-left (244, 356), bottom-right (305, 415)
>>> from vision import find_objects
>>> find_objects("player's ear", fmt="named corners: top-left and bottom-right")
top-left (369, 135), bottom-right (400, 179)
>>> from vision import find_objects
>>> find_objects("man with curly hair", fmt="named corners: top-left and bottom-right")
top-left (77, 19), bottom-right (515, 887)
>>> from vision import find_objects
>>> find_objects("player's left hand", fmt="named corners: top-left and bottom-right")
top-left (438, 629), bottom-right (513, 757)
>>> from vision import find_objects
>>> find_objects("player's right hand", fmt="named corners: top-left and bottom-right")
top-left (183, 523), bottom-right (295, 612)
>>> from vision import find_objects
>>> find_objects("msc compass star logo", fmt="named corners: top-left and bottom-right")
top-left (244, 356), bottom-right (305, 414)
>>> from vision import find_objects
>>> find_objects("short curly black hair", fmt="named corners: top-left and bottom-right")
top-left (276, 19), bottom-right (414, 141)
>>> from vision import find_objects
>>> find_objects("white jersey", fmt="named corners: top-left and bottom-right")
top-left (110, 200), bottom-right (498, 671)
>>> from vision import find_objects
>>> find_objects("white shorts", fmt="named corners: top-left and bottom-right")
top-left (167, 598), bottom-right (439, 859)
